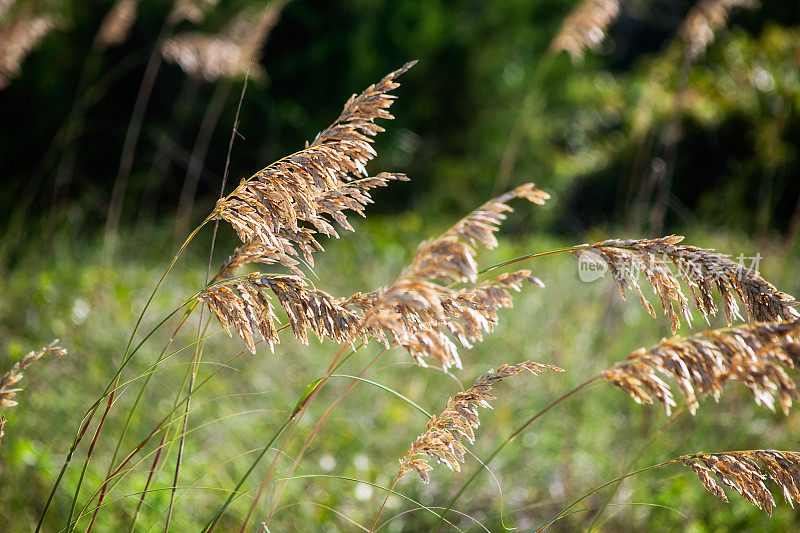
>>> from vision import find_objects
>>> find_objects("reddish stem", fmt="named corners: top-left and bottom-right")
top-left (371, 474), bottom-right (401, 532)
top-left (84, 389), bottom-right (117, 532)
top-left (258, 350), bottom-right (387, 529)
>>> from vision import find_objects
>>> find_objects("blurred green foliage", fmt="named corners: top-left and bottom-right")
top-left (2, 219), bottom-right (800, 530)
top-left (1, 0), bottom-right (799, 242)
top-left (3, 0), bottom-right (800, 531)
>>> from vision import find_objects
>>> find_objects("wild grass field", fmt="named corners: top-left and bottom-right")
top-left (3, 1), bottom-right (800, 531)
top-left (2, 212), bottom-right (800, 531)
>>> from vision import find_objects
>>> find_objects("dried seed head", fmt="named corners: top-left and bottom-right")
top-left (405, 184), bottom-right (549, 284)
top-left (603, 359), bottom-right (677, 413)
top-left (163, 1), bottom-right (285, 81)
top-left (207, 72), bottom-right (544, 366)
top-left (0, 7), bottom-right (58, 89)
top-left (580, 235), bottom-right (798, 333)
top-left (199, 275), bottom-right (279, 353)
top-left (680, 0), bottom-right (758, 61)
top-left (95, 0), bottom-right (138, 48)
top-left (550, 0), bottom-right (621, 60)
top-left (352, 270), bottom-right (544, 370)
top-left (211, 62), bottom-right (414, 273)
top-left (308, 60), bottom-right (413, 148)
top-left (199, 274), bottom-right (363, 353)
top-left (261, 275), bottom-right (363, 346)
top-left (681, 450), bottom-right (800, 516)
top-left (399, 361), bottom-right (563, 483)
top-left (162, 34), bottom-right (246, 81)
top-left (314, 173), bottom-right (410, 232)
top-left (212, 173), bottom-right (409, 282)
top-left (350, 185), bottom-right (547, 368)
top-left (603, 319), bottom-right (800, 415)
top-left (169, 0), bottom-right (218, 24)
top-left (0, 340), bottom-right (67, 408)
top-left (213, 240), bottom-right (304, 281)
top-left (207, 64), bottom-right (415, 333)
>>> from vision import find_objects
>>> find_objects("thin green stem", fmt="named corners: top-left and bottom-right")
top-left (65, 303), bottom-right (193, 531)
top-left (371, 474), bottom-right (401, 532)
top-left (533, 460), bottom-right (678, 532)
top-left (72, 343), bottom-right (259, 527)
top-left (107, 328), bottom-right (223, 394)
top-left (67, 389), bottom-right (116, 531)
top-left (328, 375), bottom-right (433, 418)
top-left (260, 349), bottom-right (394, 528)
top-left (71, 407), bottom-right (274, 527)
top-left (37, 219), bottom-right (209, 532)
top-left (109, 304), bottom-right (198, 471)
top-left (478, 245), bottom-right (588, 277)
top-left (46, 308), bottom-right (178, 532)
top-left (277, 474), bottom-right (459, 529)
top-left (165, 315), bottom-right (210, 531)
top-left (201, 418), bottom-right (292, 532)
top-left (250, 343), bottom-right (357, 528)
top-left (204, 342), bottom-right (364, 531)
top-left (74, 331), bottom-right (287, 529)
top-left (84, 306), bottom-right (200, 533)
top-left (586, 406), bottom-right (687, 531)
top-left (431, 376), bottom-right (601, 532)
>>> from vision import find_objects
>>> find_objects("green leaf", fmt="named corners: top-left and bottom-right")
top-left (293, 378), bottom-right (323, 415)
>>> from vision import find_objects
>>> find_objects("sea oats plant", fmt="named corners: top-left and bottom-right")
top-left (162, 1), bottom-right (285, 82)
top-left (550, 0), bottom-right (757, 62)
top-left (0, 3), bottom-right (58, 89)
top-left (0, 340), bottom-right (67, 450)
top-left (0, 340), bottom-right (67, 409)
top-left (94, 0), bottom-right (138, 48)
top-left (398, 361), bottom-right (564, 484)
top-left (19, 41), bottom-right (800, 533)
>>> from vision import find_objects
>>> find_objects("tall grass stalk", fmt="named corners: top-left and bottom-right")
top-left (28, 42), bottom-right (800, 531)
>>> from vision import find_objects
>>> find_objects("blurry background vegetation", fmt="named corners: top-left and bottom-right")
top-left (3, 0), bottom-right (800, 243)
top-left (2, 0), bottom-right (800, 531)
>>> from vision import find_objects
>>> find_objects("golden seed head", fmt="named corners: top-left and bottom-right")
top-left (398, 361), bottom-right (563, 483)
